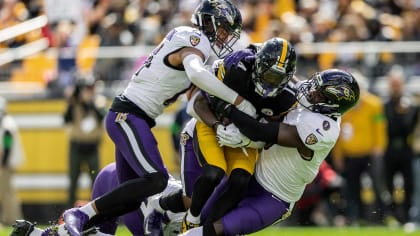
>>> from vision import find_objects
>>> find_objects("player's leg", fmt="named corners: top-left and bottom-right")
top-left (203, 147), bottom-right (258, 224)
top-left (86, 163), bottom-right (119, 235)
top-left (158, 130), bottom-right (202, 214)
top-left (143, 125), bottom-right (199, 236)
top-left (182, 122), bottom-right (226, 231)
top-left (64, 112), bottom-right (169, 236)
top-left (204, 177), bottom-right (291, 236)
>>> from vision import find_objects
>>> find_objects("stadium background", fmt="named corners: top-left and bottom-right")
top-left (1, 0), bottom-right (420, 230)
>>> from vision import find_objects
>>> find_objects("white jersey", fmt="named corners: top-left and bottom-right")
top-left (255, 106), bottom-right (340, 203)
top-left (123, 26), bottom-right (215, 119)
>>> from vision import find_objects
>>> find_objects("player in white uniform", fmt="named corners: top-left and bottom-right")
top-left (57, 1), bottom-right (258, 236)
top-left (9, 163), bottom-right (185, 236)
top-left (180, 69), bottom-right (360, 235)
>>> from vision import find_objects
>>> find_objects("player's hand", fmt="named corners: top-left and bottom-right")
top-left (224, 51), bottom-right (255, 69)
top-left (216, 123), bottom-right (251, 148)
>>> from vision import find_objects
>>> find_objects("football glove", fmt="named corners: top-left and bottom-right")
top-left (216, 123), bottom-right (251, 148)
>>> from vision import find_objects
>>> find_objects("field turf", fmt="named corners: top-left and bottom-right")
top-left (1, 225), bottom-right (418, 236)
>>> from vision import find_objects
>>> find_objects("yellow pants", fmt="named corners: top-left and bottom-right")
top-left (194, 121), bottom-right (258, 175)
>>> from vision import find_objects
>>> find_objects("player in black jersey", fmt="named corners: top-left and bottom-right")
top-left (148, 37), bottom-right (298, 234)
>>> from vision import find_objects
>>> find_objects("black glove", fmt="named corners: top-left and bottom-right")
top-left (209, 96), bottom-right (234, 118)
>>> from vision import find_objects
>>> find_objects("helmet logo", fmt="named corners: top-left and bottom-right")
top-left (209, 0), bottom-right (234, 25)
top-left (325, 85), bottom-right (356, 102)
top-left (190, 35), bottom-right (201, 46)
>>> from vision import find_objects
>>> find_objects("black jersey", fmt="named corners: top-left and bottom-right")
top-left (211, 46), bottom-right (297, 120)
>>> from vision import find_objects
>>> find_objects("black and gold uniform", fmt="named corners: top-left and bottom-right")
top-left (184, 37), bottom-right (298, 232)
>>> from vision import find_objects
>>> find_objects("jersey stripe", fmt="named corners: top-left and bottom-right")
top-left (119, 120), bottom-right (158, 174)
top-left (278, 40), bottom-right (288, 68)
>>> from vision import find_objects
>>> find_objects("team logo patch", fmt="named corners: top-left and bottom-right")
top-left (180, 133), bottom-right (190, 146)
top-left (323, 120), bottom-right (330, 130)
top-left (190, 35), bottom-right (200, 46)
top-left (305, 133), bottom-right (318, 145)
top-left (115, 113), bottom-right (128, 122)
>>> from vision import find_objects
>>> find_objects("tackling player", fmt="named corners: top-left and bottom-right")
top-left (145, 37), bottom-right (297, 233)
top-left (58, 1), bottom-right (257, 236)
top-left (182, 37), bottom-right (297, 232)
top-left (178, 69), bottom-right (360, 235)
top-left (9, 163), bottom-right (185, 236)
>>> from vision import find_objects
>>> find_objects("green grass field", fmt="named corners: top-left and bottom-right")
top-left (1, 225), bottom-right (419, 236)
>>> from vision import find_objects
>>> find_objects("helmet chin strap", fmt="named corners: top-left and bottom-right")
top-left (254, 83), bottom-right (279, 98)
top-left (297, 93), bottom-right (312, 110)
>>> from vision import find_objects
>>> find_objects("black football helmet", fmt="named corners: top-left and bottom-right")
top-left (296, 69), bottom-right (360, 117)
top-left (253, 37), bottom-right (297, 97)
top-left (191, 0), bottom-right (242, 58)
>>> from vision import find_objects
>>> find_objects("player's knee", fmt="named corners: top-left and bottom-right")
top-left (229, 168), bottom-right (252, 191)
top-left (148, 172), bottom-right (169, 193)
top-left (201, 165), bottom-right (225, 186)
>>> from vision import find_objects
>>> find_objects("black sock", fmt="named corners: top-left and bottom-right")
top-left (203, 221), bottom-right (217, 236)
top-left (159, 189), bottom-right (187, 213)
top-left (189, 165), bottom-right (224, 216)
top-left (205, 168), bottom-right (251, 224)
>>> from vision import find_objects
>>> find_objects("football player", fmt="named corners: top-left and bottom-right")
top-left (59, 1), bottom-right (255, 236)
top-left (147, 37), bottom-right (297, 234)
top-left (183, 37), bottom-right (297, 232)
top-left (178, 69), bottom-right (360, 235)
top-left (9, 163), bottom-right (184, 236)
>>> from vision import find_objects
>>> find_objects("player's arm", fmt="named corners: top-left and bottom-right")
top-left (223, 105), bottom-right (313, 157)
top-left (189, 91), bottom-right (222, 130)
top-left (174, 47), bottom-right (254, 114)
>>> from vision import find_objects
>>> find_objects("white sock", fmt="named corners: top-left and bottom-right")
top-left (186, 209), bottom-right (200, 224)
top-left (79, 202), bottom-right (97, 219)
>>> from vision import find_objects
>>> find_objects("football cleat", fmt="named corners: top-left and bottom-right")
top-left (144, 210), bottom-right (164, 236)
top-left (9, 220), bottom-right (35, 236)
top-left (63, 208), bottom-right (89, 236)
top-left (181, 214), bottom-right (200, 233)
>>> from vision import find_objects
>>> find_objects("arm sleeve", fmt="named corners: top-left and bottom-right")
top-left (183, 54), bottom-right (239, 104)
top-left (228, 107), bottom-right (279, 143)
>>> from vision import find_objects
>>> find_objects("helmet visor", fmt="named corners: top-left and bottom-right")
top-left (262, 67), bottom-right (290, 88)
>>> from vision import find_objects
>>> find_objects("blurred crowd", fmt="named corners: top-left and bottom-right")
top-left (1, 0), bottom-right (420, 230)
top-left (1, 0), bottom-right (420, 88)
